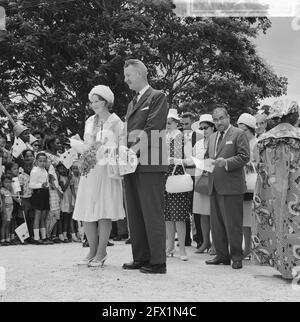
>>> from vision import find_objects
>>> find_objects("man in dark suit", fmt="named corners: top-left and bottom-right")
top-left (205, 107), bottom-right (250, 269)
top-left (122, 59), bottom-right (168, 274)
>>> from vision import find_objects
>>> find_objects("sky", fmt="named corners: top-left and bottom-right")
top-left (254, 17), bottom-right (300, 106)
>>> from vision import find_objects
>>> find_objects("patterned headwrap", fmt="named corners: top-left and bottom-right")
top-left (267, 99), bottom-right (300, 120)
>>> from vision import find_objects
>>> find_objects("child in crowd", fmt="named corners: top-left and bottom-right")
top-left (29, 152), bottom-right (51, 245)
top-left (5, 161), bottom-right (22, 244)
top-left (57, 162), bottom-right (74, 242)
top-left (70, 161), bottom-right (82, 241)
top-left (46, 159), bottom-right (63, 243)
top-left (0, 174), bottom-right (14, 246)
top-left (22, 149), bottom-right (35, 164)
top-left (19, 160), bottom-right (34, 240)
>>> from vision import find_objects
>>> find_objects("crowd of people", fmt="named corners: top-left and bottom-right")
top-left (1, 58), bottom-right (300, 281)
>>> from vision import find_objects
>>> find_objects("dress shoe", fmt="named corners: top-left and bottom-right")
top-left (32, 239), bottom-right (44, 245)
top-left (232, 260), bottom-right (243, 269)
top-left (107, 241), bottom-right (114, 246)
top-left (166, 249), bottom-right (175, 257)
top-left (139, 263), bottom-right (167, 274)
top-left (77, 257), bottom-right (95, 266)
top-left (122, 261), bottom-right (149, 270)
top-left (205, 257), bottom-right (231, 265)
top-left (180, 255), bottom-right (188, 261)
top-left (82, 240), bottom-right (89, 247)
top-left (42, 238), bottom-right (54, 245)
top-left (113, 234), bottom-right (128, 241)
top-left (125, 238), bottom-right (131, 244)
top-left (88, 255), bottom-right (107, 267)
top-left (195, 243), bottom-right (211, 254)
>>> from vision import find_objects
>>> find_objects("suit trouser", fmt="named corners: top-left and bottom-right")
top-left (124, 172), bottom-right (166, 265)
top-left (210, 187), bottom-right (243, 262)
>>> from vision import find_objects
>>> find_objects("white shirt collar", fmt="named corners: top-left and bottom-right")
top-left (137, 84), bottom-right (150, 102)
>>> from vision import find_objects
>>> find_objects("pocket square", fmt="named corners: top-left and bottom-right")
top-left (225, 141), bottom-right (233, 144)
top-left (140, 106), bottom-right (149, 111)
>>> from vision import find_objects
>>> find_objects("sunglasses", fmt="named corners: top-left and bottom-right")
top-left (199, 126), bottom-right (210, 130)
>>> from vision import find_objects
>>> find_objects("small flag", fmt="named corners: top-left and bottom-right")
top-left (12, 137), bottom-right (27, 158)
top-left (12, 177), bottom-right (21, 194)
top-left (15, 223), bottom-right (29, 243)
top-left (29, 134), bottom-right (38, 145)
top-left (59, 148), bottom-right (78, 169)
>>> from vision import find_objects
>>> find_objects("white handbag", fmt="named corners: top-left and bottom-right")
top-left (245, 163), bottom-right (257, 193)
top-left (165, 163), bottom-right (193, 194)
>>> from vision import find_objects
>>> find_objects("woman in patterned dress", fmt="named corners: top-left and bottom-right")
top-left (164, 109), bottom-right (192, 261)
top-left (252, 99), bottom-right (300, 280)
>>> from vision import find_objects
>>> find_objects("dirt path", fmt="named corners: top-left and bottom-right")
top-left (0, 242), bottom-right (299, 302)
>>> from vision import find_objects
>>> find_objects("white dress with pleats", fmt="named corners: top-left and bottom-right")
top-left (72, 113), bottom-right (126, 222)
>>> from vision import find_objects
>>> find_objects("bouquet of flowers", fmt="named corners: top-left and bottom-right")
top-left (78, 142), bottom-right (102, 177)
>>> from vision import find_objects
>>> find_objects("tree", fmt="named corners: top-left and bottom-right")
top-left (0, 0), bottom-right (287, 137)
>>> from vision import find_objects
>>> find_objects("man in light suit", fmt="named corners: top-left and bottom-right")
top-left (205, 107), bottom-right (250, 269)
top-left (122, 59), bottom-right (168, 274)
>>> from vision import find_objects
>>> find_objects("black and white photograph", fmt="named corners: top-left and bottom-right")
top-left (0, 0), bottom-right (300, 305)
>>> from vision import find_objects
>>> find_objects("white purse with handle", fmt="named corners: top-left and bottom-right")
top-left (165, 162), bottom-right (193, 193)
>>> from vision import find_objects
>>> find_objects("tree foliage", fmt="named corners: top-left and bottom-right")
top-left (0, 0), bottom-right (287, 137)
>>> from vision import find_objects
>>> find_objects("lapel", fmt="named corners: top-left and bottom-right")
top-left (216, 126), bottom-right (233, 157)
top-left (126, 87), bottom-right (152, 120)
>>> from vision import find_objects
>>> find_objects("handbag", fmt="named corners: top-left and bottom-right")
top-left (107, 148), bottom-right (122, 179)
top-left (194, 171), bottom-right (209, 194)
top-left (165, 162), bottom-right (193, 193)
top-left (245, 162), bottom-right (257, 193)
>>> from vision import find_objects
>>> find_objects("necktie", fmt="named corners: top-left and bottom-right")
top-left (216, 131), bottom-right (224, 154)
top-left (132, 93), bottom-right (139, 106)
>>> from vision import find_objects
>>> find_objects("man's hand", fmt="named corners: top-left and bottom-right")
top-left (212, 158), bottom-right (226, 168)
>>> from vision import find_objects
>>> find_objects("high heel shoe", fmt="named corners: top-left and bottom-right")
top-left (166, 249), bottom-right (175, 257)
top-left (180, 255), bottom-right (188, 261)
top-left (195, 243), bottom-right (211, 254)
top-left (88, 254), bottom-right (108, 267)
top-left (243, 251), bottom-right (252, 260)
top-left (77, 257), bottom-right (95, 266)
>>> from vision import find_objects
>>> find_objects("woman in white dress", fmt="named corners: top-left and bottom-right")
top-left (237, 113), bottom-right (258, 259)
top-left (73, 85), bottom-right (126, 267)
top-left (188, 114), bottom-right (216, 254)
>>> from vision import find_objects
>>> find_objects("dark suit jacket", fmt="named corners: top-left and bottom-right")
top-left (125, 86), bottom-right (168, 173)
top-left (205, 126), bottom-right (250, 195)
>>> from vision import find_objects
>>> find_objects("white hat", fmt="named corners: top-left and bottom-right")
top-left (191, 114), bottom-right (214, 132)
top-left (13, 124), bottom-right (29, 137)
top-left (237, 113), bottom-right (256, 129)
top-left (167, 108), bottom-right (180, 120)
top-left (88, 85), bottom-right (114, 105)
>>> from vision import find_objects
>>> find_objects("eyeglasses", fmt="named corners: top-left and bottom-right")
top-left (199, 126), bottom-right (210, 130)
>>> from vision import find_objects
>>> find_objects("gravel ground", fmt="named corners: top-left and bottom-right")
top-left (0, 241), bottom-right (299, 302)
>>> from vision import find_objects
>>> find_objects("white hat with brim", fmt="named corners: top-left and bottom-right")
top-left (167, 108), bottom-right (180, 121)
top-left (191, 114), bottom-right (214, 132)
top-left (237, 113), bottom-right (256, 129)
top-left (88, 85), bottom-right (114, 105)
top-left (13, 124), bottom-right (29, 137)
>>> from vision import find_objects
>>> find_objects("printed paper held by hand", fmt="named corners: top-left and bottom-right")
top-left (191, 156), bottom-right (215, 173)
